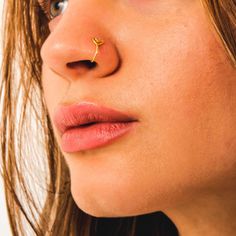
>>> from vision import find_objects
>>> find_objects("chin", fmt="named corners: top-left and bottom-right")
top-left (70, 185), bottom-right (168, 218)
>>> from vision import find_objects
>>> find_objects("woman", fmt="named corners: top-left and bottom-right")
top-left (1, 0), bottom-right (236, 235)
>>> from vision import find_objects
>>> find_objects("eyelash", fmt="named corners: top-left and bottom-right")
top-left (39, 0), bottom-right (51, 19)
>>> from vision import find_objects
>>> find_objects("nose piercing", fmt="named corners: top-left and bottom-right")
top-left (90, 37), bottom-right (104, 63)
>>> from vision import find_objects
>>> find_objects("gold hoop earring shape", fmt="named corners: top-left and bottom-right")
top-left (91, 37), bottom-right (104, 63)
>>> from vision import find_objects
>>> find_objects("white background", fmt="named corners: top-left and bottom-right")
top-left (0, 0), bottom-right (13, 235)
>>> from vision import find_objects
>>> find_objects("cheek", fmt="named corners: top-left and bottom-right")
top-left (41, 63), bottom-right (70, 116)
top-left (138, 15), bottom-right (236, 193)
top-left (114, 2), bottom-right (236, 208)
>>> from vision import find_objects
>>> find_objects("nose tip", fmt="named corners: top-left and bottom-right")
top-left (40, 34), bottom-right (121, 80)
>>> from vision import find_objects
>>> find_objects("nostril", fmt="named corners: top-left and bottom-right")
top-left (67, 60), bottom-right (97, 70)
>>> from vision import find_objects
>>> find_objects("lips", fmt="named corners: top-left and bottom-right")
top-left (53, 102), bottom-right (138, 135)
top-left (52, 102), bottom-right (138, 152)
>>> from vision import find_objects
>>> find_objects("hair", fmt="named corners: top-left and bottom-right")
top-left (0, 0), bottom-right (235, 235)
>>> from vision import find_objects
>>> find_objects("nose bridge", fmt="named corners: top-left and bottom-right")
top-left (40, 0), bottom-right (120, 81)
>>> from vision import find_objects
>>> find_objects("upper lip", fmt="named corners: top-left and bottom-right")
top-left (53, 102), bottom-right (138, 135)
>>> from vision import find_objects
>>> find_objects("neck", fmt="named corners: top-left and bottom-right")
top-left (165, 190), bottom-right (236, 236)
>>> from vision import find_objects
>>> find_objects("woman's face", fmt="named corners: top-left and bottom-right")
top-left (40, 0), bottom-right (236, 217)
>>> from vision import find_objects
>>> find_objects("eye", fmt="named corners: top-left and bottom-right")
top-left (40, 0), bottom-right (68, 20)
top-left (50, 0), bottom-right (68, 19)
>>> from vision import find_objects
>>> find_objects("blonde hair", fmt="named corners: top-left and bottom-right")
top-left (0, 0), bottom-right (235, 235)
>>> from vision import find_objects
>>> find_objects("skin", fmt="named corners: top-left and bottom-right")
top-left (40, 0), bottom-right (236, 235)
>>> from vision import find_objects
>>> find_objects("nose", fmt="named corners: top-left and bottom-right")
top-left (40, 2), bottom-right (121, 81)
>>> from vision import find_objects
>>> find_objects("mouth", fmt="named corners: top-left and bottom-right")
top-left (53, 102), bottom-right (139, 152)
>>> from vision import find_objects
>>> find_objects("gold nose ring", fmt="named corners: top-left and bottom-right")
top-left (90, 37), bottom-right (104, 63)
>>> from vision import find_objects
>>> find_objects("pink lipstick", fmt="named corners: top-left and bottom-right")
top-left (53, 102), bottom-right (138, 153)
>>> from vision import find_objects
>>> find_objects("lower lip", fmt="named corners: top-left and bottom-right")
top-left (61, 121), bottom-right (137, 153)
